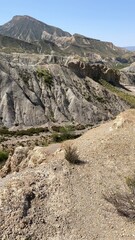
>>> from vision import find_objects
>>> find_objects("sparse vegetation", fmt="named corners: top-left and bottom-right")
top-left (52, 126), bottom-right (79, 142)
top-left (51, 125), bottom-right (75, 133)
top-left (104, 175), bottom-right (135, 220)
top-left (15, 127), bottom-right (48, 136)
top-left (36, 68), bottom-right (53, 86)
top-left (52, 131), bottom-right (75, 142)
top-left (100, 79), bottom-right (135, 107)
top-left (64, 144), bottom-right (79, 164)
top-left (0, 150), bottom-right (9, 169)
top-left (0, 126), bottom-right (48, 137)
top-left (0, 127), bottom-right (9, 135)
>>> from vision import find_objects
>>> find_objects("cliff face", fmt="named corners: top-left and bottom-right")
top-left (0, 53), bottom-right (128, 128)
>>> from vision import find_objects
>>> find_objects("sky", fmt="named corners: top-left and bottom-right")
top-left (0, 0), bottom-right (135, 47)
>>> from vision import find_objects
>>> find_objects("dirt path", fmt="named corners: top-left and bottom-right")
top-left (68, 110), bottom-right (135, 239)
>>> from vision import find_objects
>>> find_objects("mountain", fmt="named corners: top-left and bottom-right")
top-left (0, 15), bottom-right (71, 43)
top-left (124, 46), bottom-right (135, 51)
top-left (0, 15), bottom-right (126, 57)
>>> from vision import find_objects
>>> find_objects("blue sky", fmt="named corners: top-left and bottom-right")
top-left (0, 0), bottom-right (134, 47)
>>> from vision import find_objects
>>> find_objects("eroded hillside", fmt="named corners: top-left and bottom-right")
top-left (0, 53), bottom-right (129, 128)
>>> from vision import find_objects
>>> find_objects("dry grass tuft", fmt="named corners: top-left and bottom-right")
top-left (64, 144), bottom-right (79, 164)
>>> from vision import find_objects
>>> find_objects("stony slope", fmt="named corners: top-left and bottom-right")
top-left (0, 53), bottom-right (129, 128)
top-left (1, 109), bottom-right (135, 239)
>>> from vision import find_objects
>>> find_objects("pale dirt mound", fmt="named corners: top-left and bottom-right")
top-left (1, 109), bottom-right (135, 239)
top-left (0, 143), bottom-right (61, 178)
top-left (112, 108), bottom-right (135, 129)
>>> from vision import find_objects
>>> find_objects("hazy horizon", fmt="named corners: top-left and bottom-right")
top-left (0, 0), bottom-right (135, 47)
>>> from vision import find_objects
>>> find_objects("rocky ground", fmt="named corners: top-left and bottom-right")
top-left (1, 109), bottom-right (135, 239)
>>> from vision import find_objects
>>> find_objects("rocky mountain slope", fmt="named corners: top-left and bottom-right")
top-left (64, 34), bottom-right (126, 57)
top-left (1, 109), bottom-right (135, 239)
top-left (0, 34), bottom-right (39, 53)
top-left (0, 34), bottom-right (64, 55)
top-left (0, 52), bottom-right (129, 128)
top-left (0, 15), bottom-right (71, 42)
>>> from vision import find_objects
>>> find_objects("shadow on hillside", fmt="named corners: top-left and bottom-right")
top-left (118, 83), bottom-right (131, 92)
top-left (73, 159), bottom-right (87, 165)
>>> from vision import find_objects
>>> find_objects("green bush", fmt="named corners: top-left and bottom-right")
top-left (0, 150), bottom-right (9, 169)
top-left (0, 126), bottom-right (9, 135)
top-left (52, 132), bottom-right (73, 142)
top-left (36, 68), bottom-right (53, 86)
top-left (51, 125), bottom-right (75, 133)
top-left (14, 127), bottom-right (48, 136)
top-left (52, 126), bottom-right (77, 142)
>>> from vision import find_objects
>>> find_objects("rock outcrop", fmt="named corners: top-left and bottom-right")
top-left (121, 62), bottom-right (135, 85)
top-left (0, 144), bottom-right (61, 178)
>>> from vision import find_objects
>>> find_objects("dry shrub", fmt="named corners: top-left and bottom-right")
top-left (105, 176), bottom-right (135, 220)
top-left (104, 192), bottom-right (135, 220)
top-left (64, 144), bottom-right (79, 164)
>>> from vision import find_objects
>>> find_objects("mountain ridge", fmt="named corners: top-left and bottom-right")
top-left (0, 15), bottom-right (71, 43)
